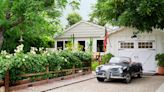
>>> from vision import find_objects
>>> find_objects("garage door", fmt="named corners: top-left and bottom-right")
top-left (118, 41), bottom-right (156, 73)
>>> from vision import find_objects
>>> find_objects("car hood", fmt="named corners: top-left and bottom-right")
top-left (100, 64), bottom-right (122, 70)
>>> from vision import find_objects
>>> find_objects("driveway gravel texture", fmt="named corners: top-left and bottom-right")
top-left (47, 76), bottom-right (164, 92)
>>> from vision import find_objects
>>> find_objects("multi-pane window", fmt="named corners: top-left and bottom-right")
top-left (138, 42), bottom-right (153, 48)
top-left (120, 42), bottom-right (134, 49)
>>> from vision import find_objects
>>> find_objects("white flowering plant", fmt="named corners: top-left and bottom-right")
top-left (0, 44), bottom-right (92, 84)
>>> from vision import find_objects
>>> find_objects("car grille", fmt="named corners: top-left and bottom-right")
top-left (97, 70), bottom-right (106, 75)
top-left (110, 68), bottom-right (120, 76)
top-left (97, 72), bottom-right (103, 75)
top-left (111, 68), bottom-right (119, 72)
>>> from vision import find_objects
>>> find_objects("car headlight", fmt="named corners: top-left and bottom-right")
top-left (119, 68), bottom-right (123, 73)
top-left (96, 65), bottom-right (102, 72)
top-left (122, 66), bottom-right (127, 70)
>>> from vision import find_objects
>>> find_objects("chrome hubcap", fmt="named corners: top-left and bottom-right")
top-left (126, 74), bottom-right (131, 82)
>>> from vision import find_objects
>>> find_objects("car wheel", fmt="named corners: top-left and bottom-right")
top-left (125, 73), bottom-right (131, 83)
top-left (137, 71), bottom-right (143, 78)
top-left (97, 77), bottom-right (105, 82)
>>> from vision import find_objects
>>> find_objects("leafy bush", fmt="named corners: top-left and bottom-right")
top-left (156, 53), bottom-right (164, 67)
top-left (58, 50), bottom-right (82, 69)
top-left (91, 61), bottom-right (99, 71)
top-left (73, 51), bottom-right (92, 67)
top-left (101, 53), bottom-right (114, 64)
top-left (0, 45), bottom-right (92, 84)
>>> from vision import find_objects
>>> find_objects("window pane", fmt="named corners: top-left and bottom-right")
top-left (120, 42), bottom-right (134, 49)
top-left (57, 41), bottom-right (63, 50)
top-left (78, 41), bottom-right (85, 51)
top-left (97, 40), bottom-right (104, 52)
top-left (138, 42), bottom-right (153, 48)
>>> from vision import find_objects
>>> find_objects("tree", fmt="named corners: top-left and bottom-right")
top-left (91, 0), bottom-right (164, 32)
top-left (1, 29), bottom-right (55, 53)
top-left (67, 12), bottom-right (82, 26)
top-left (0, 0), bottom-right (80, 50)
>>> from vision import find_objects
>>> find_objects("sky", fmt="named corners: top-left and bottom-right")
top-left (60, 0), bottom-right (97, 27)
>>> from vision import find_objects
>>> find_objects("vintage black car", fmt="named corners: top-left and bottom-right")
top-left (96, 57), bottom-right (143, 83)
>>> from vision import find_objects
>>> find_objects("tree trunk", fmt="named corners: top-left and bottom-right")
top-left (0, 28), bottom-right (5, 49)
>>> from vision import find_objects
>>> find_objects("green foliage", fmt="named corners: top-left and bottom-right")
top-left (1, 29), bottom-right (54, 53)
top-left (91, 61), bottom-right (99, 71)
top-left (73, 51), bottom-right (92, 67)
top-left (91, 0), bottom-right (164, 32)
top-left (67, 12), bottom-right (82, 26)
top-left (73, 51), bottom-right (92, 62)
top-left (0, 0), bottom-right (80, 50)
top-left (65, 41), bottom-right (73, 51)
top-left (156, 53), bottom-right (164, 67)
top-left (88, 37), bottom-right (93, 52)
top-left (58, 50), bottom-right (82, 69)
top-left (0, 45), bottom-right (92, 84)
top-left (102, 53), bottom-right (114, 64)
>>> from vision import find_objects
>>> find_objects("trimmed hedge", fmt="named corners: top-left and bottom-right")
top-left (0, 47), bottom-right (92, 84)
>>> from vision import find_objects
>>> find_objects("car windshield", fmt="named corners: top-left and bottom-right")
top-left (109, 57), bottom-right (130, 64)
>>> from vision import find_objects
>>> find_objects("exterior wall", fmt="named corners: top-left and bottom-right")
top-left (55, 21), bottom-right (109, 55)
top-left (107, 28), bottom-right (164, 56)
top-left (55, 37), bottom-right (105, 53)
top-left (57, 22), bottom-right (105, 39)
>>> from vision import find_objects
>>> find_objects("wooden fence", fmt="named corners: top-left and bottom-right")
top-left (0, 65), bottom-right (91, 92)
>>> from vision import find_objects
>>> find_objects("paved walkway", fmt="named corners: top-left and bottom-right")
top-left (12, 73), bottom-right (164, 92)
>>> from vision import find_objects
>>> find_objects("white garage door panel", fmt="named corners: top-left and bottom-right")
top-left (118, 50), bottom-right (134, 57)
top-left (135, 50), bottom-right (156, 72)
top-left (118, 41), bottom-right (156, 73)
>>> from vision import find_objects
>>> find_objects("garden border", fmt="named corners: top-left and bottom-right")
top-left (1, 66), bottom-right (91, 92)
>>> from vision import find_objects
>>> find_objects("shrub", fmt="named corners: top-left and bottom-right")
top-left (0, 45), bottom-right (92, 84)
top-left (91, 61), bottom-right (99, 71)
top-left (101, 53), bottom-right (113, 64)
top-left (58, 50), bottom-right (82, 69)
top-left (156, 53), bottom-right (164, 67)
top-left (73, 51), bottom-right (92, 67)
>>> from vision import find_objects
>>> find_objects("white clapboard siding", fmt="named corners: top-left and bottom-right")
top-left (57, 21), bottom-right (106, 39)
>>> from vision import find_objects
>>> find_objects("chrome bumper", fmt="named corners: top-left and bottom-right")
top-left (96, 72), bottom-right (126, 79)
top-left (109, 76), bottom-right (126, 79)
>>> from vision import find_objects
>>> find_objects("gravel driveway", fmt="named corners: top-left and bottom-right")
top-left (47, 76), bottom-right (164, 92)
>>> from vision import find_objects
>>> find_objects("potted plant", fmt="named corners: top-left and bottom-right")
top-left (155, 53), bottom-right (164, 75)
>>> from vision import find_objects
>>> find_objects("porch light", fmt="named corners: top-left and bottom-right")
top-left (131, 32), bottom-right (137, 38)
